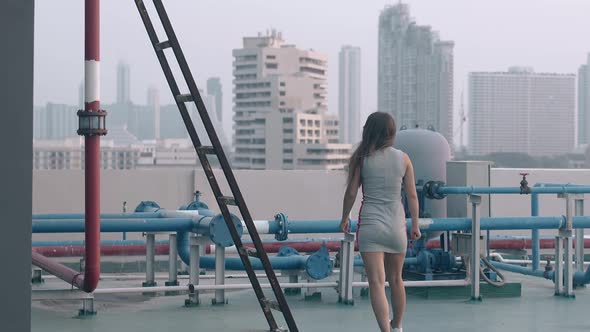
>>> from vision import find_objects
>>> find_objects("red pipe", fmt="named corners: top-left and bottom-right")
top-left (33, 238), bottom-right (590, 258)
top-left (31, 252), bottom-right (84, 285)
top-left (80, 0), bottom-right (101, 293)
top-left (427, 238), bottom-right (590, 250)
top-left (31, 0), bottom-right (101, 292)
top-left (34, 245), bottom-right (170, 257)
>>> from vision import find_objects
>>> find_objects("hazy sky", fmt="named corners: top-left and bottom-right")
top-left (34, 0), bottom-right (590, 144)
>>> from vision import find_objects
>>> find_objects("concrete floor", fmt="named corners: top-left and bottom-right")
top-left (31, 272), bottom-right (590, 332)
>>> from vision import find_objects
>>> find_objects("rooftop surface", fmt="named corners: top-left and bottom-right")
top-left (32, 272), bottom-right (590, 332)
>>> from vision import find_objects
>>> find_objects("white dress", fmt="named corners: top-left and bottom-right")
top-left (357, 147), bottom-right (408, 253)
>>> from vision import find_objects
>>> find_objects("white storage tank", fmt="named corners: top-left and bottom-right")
top-left (395, 128), bottom-right (451, 238)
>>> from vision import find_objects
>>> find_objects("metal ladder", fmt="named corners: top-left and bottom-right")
top-left (133, 1), bottom-right (298, 331)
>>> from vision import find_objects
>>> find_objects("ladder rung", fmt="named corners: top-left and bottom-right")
top-left (218, 196), bottom-right (237, 206)
top-left (196, 146), bottom-right (216, 155)
top-left (155, 40), bottom-right (171, 51)
top-left (239, 247), bottom-right (258, 258)
top-left (262, 298), bottom-right (282, 312)
top-left (175, 94), bottom-right (193, 103)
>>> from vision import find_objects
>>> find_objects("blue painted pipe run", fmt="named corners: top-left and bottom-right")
top-left (415, 216), bottom-right (590, 231)
top-left (491, 262), bottom-right (550, 279)
top-left (33, 216), bottom-right (590, 235)
top-left (32, 240), bottom-right (168, 247)
top-left (287, 220), bottom-right (358, 233)
top-left (32, 218), bottom-right (195, 233)
top-left (32, 235), bottom-right (571, 248)
top-left (33, 212), bottom-right (161, 220)
top-left (285, 216), bottom-right (590, 233)
top-left (491, 261), bottom-right (590, 286)
top-left (437, 185), bottom-right (590, 195)
top-left (176, 232), bottom-right (333, 280)
top-left (353, 256), bottom-right (418, 267)
top-left (531, 184), bottom-right (542, 271)
top-left (530, 182), bottom-right (588, 271)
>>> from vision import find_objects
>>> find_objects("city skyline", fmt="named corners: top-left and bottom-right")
top-left (34, 62), bottom-right (229, 146)
top-left (34, 0), bottom-right (590, 148)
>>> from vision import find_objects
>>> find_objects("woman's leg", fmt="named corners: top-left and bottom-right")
top-left (385, 253), bottom-right (406, 329)
top-left (361, 251), bottom-right (390, 332)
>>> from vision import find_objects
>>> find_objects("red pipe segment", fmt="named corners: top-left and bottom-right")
top-left (33, 244), bottom-right (170, 257)
top-left (31, 252), bottom-right (85, 286)
top-left (427, 238), bottom-right (590, 250)
top-left (31, 1), bottom-right (102, 292)
top-left (33, 238), bottom-right (590, 258)
top-left (79, 0), bottom-right (101, 293)
top-left (32, 0), bottom-right (103, 292)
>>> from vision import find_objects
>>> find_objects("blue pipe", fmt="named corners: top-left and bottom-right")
top-left (287, 220), bottom-right (358, 233)
top-left (492, 261), bottom-right (590, 286)
top-left (491, 261), bottom-right (550, 279)
top-left (531, 184), bottom-right (542, 271)
top-left (437, 186), bottom-right (590, 195)
top-left (415, 216), bottom-right (590, 231)
top-left (33, 216), bottom-right (590, 234)
top-left (352, 256), bottom-right (418, 267)
top-left (32, 240), bottom-right (168, 247)
top-left (176, 232), bottom-right (332, 279)
top-left (530, 182), bottom-right (588, 271)
top-left (32, 212), bottom-right (161, 220)
top-left (285, 216), bottom-right (590, 233)
top-left (32, 218), bottom-right (194, 233)
top-left (198, 255), bottom-right (309, 271)
top-left (177, 231), bottom-right (190, 267)
top-left (34, 235), bottom-right (574, 248)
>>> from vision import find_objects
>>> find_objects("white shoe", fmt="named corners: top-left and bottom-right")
top-left (390, 322), bottom-right (402, 332)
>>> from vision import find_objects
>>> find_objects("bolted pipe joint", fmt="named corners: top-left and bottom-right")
top-left (274, 213), bottom-right (289, 241)
top-left (423, 181), bottom-right (446, 200)
top-left (77, 109), bottom-right (107, 136)
top-left (305, 243), bottom-right (333, 280)
top-left (194, 214), bottom-right (243, 247)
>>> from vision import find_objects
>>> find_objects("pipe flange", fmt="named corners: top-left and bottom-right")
top-left (423, 181), bottom-right (446, 200)
top-left (208, 214), bottom-right (243, 247)
top-left (274, 213), bottom-right (290, 241)
top-left (134, 201), bottom-right (161, 212)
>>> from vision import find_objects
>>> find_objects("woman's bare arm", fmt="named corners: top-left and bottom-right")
top-left (402, 153), bottom-right (421, 239)
top-left (340, 167), bottom-right (361, 232)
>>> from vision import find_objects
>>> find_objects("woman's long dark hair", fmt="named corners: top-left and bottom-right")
top-left (347, 112), bottom-right (396, 186)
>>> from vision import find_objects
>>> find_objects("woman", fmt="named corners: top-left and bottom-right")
top-left (339, 112), bottom-right (421, 332)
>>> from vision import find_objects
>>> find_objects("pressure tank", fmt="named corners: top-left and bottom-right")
top-left (394, 128), bottom-right (451, 239)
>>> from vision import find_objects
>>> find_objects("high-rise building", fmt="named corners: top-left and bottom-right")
top-left (338, 45), bottom-right (361, 145)
top-left (469, 67), bottom-right (575, 156)
top-left (35, 103), bottom-right (78, 140)
top-left (578, 54), bottom-right (590, 145)
top-left (378, 3), bottom-right (454, 145)
top-left (117, 61), bottom-right (131, 104)
top-left (232, 30), bottom-right (351, 170)
top-left (207, 77), bottom-right (223, 123)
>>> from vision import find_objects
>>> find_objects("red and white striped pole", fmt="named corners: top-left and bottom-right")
top-left (75, 0), bottom-right (105, 292)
